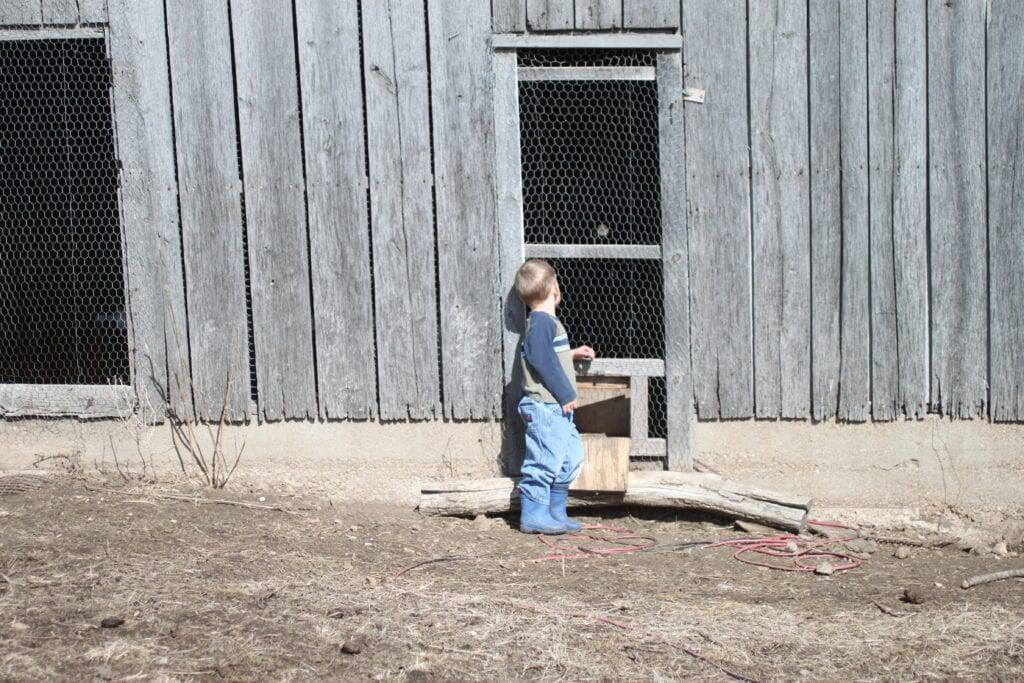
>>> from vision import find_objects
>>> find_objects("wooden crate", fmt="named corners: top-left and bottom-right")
top-left (571, 434), bottom-right (630, 492)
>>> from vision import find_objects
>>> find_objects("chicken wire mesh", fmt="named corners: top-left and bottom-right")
top-left (0, 38), bottom-right (128, 386)
top-left (518, 51), bottom-right (661, 245)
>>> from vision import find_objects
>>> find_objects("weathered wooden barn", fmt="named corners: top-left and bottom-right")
top-left (0, 0), bottom-right (1021, 472)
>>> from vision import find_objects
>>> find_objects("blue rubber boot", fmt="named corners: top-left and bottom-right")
top-left (519, 494), bottom-right (568, 534)
top-left (549, 484), bottom-right (583, 532)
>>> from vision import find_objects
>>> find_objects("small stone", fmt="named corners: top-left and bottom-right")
top-left (11, 622), bottom-right (29, 631)
top-left (783, 541), bottom-right (800, 554)
top-left (894, 545), bottom-right (911, 560)
top-left (992, 541), bottom-right (1009, 558)
top-left (258, 496), bottom-right (266, 503)
top-left (365, 576), bottom-right (379, 587)
top-left (814, 561), bottom-right (835, 576)
top-left (100, 617), bottom-right (125, 629)
top-left (472, 514), bottom-right (492, 531)
top-left (340, 639), bottom-right (363, 655)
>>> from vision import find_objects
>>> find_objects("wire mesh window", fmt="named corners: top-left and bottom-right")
top-left (518, 55), bottom-right (661, 245)
top-left (0, 38), bottom-right (128, 385)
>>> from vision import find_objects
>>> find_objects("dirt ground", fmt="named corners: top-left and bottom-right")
top-left (2, 475), bottom-right (1023, 682)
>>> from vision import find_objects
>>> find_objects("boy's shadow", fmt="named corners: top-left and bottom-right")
top-left (499, 286), bottom-right (526, 477)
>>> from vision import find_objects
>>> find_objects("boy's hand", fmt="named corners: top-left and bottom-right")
top-left (562, 400), bottom-right (576, 415)
top-left (572, 346), bottom-right (596, 361)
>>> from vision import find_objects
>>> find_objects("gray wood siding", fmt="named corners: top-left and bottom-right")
top-left (492, 0), bottom-right (526, 32)
top-left (296, 0), bottom-right (377, 421)
top-left (41, 0), bottom-right (78, 24)
top-left (682, 0), bottom-right (753, 419)
top-left (229, 0), bottom-right (317, 421)
top-left (526, 0), bottom-right (574, 31)
top-left (988, 0), bottom-right (1024, 422)
top-left (429, 0), bottom-right (502, 420)
top-left (78, 0), bottom-right (107, 24)
top-left (575, 0), bottom-right (620, 29)
top-left (749, 0), bottom-right (810, 419)
top-left (165, 0), bottom-right (250, 422)
top-left (623, 0), bottom-right (679, 29)
top-left (0, 1), bottom-right (40, 25)
top-left (928, 0), bottom-right (988, 418)
top-left (363, 0), bottom-right (440, 420)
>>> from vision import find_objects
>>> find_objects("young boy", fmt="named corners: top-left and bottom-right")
top-left (514, 259), bottom-right (595, 535)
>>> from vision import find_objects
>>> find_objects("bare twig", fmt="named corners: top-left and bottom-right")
top-left (961, 568), bottom-right (1024, 590)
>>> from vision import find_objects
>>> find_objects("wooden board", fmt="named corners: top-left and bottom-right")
top-left (361, 0), bottom-right (440, 420)
top-left (295, 0), bottom-right (375, 420)
top-left (928, 0), bottom-right (987, 418)
top-left (428, 0), bottom-right (502, 420)
top-left (749, 0), bottom-right (810, 419)
top-left (492, 0), bottom-right (526, 33)
top-left (165, 0), bottom-right (250, 422)
top-left (838, 0), bottom-right (870, 422)
top-left (229, 0), bottom-right (317, 421)
top-left (108, 0), bottom-right (191, 421)
top-left (575, 0), bottom-right (620, 30)
top-left (867, 0), bottom-right (898, 420)
top-left (623, 0), bottom-right (679, 29)
top-left (657, 52), bottom-right (693, 469)
top-left (681, 0), bottom-right (753, 419)
top-left (0, 0), bottom-right (40, 25)
top-left (526, 0), bottom-right (573, 31)
top-left (573, 379), bottom-right (629, 437)
top-left (41, 0), bottom-right (78, 24)
top-left (571, 435), bottom-right (629, 493)
top-left (78, 0), bottom-right (107, 23)
top-left (988, 0), bottom-right (1024, 421)
top-left (809, 0), bottom-right (841, 421)
top-left (0, 384), bottom-right (133, 419)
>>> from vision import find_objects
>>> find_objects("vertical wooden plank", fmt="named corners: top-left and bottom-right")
top-left (362, 0), bottom-right (439, 420)
top-left (988, 0), bottom-right (1024, 421)
top-left (78, 0), bottom-right (107, 23)
top-left (809, 0), bottom-right (841, 421)
top-left (837, 0), bottom-right (870, 422)
top-left (629, 375), bottom-right (649, 443)
top-left (0, 1), bottom-right (40, 25)
top-left (623, 0), bottom-right (679, 29)
top-left (928, 0), bottom-right (987, 418)
top-left (41, 0), bottom-right (78, 24)
top-left (681, 0), bottom-right (752, 419)
top-left (428, 0), bottom-right (503, 420)
top-left (108, 0), bottom-right (191, 419)
top-left (229, 0), bottom-right (317, 421)
top-left (526, 0), bottom-right (573, 31)
top-left (493, 0), bottom-right (526, 32)
top-left (165, 0), bottom-right (249, 421)
top-left (575, 0), bottom-right (621, 29)
top-left (296, 0), bottom-right (376, 420)
top-left (658, 52), bottom-right (693, 469)
top-left (867, 0), bottom-right (898, 420)
top-left (892, 0), bottom-right (929, 419)
top-left (749, 0), bottom-right (810, 419)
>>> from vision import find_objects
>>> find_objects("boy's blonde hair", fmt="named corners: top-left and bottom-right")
top-left (515, 259), bottom-right (557, 307)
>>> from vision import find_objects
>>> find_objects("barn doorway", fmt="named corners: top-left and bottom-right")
top-left (0, 36), bottom-right (128, 386)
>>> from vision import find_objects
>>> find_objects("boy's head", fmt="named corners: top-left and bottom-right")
top-left (515, 259), bottom-right (560, 309)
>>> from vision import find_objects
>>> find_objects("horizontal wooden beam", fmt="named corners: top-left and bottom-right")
top-left (492, 32), bottom-right (682, 51)
top-left (0, 26), bottom-right (104, 40)
top-left (631, 437), bottom-right (666, 456)
top-left (518, 65), bottom-right (655, 81)
top-left (524, 244), bottom-right (662, 259)
top-left (0, 384), bottom-right (135, 418)
top-left (575, 358), bottom-right (665, 377)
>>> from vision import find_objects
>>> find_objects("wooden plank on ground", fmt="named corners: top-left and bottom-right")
top-left (681, 0), bottom-right (752, 420)
top-left (526, 0), bottom-right (573, 31)
top-left (41, 0), bottom-right (78, 24)
top-left (78, 0), bottom-right (107, 23)
top-left (928, 0), bottom-right (987, 418)
top-left (229, 0), bottom-right (317, 420)
top-left (108, 0), bottom-right (191, 421)
top-left (657, 52), bottom-right (693, 469)
top-left (623, 0), bottom-right (679, 29)
top-left (809, 0), bottom-right (841, 421)
top-left (572, 436), bottom-right (629, 492)
top-left (867, 0), bottom-right (898, 420)
top-left (988, 0), bottom-right (1024, 421)
top-left (296, 0), bottom-right (375, 420)
top-left (749, 0), bottom-right (810, 419)
top-left (492, 0), bottom-right (526, 32)
top-left (0, 384), bottom-right (134, 419)
top-left (362, 0), bottom-right (439, 420)
top-left (838, 0), bottom-right (870, 422)
top-left (428, 0), bottom-right (502, 420)
top-left (165, 0), bottom-right (249, 422)
top-left (892, 0), bottom-right (929, 419)
top-left (575, 0), bottom-right (620, 29)
top-left (0, 1), bottom-right (40, 25)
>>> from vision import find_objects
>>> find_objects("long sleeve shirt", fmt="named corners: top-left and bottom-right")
top-left (519, 310), bottom-right (577, 406)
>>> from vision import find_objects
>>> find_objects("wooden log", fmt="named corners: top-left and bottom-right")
top-left (419, 471), bottom-right (811, 532)
top-left (961, 568), bottom-right (1024, 590)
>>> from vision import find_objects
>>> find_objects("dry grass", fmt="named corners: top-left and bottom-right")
top-left (1, 476), bottom-right (1023, 681)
